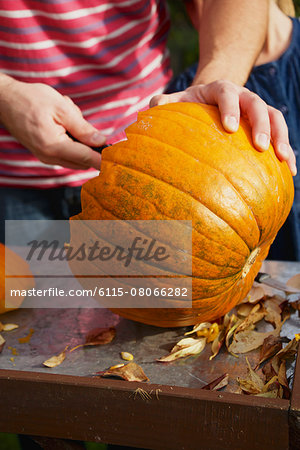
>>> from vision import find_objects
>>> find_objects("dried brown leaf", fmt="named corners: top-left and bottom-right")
top-left (101, 362), bottom-right (149, 382)
top-left (278, 361), bottom-right (289, 389)
top-left (263, 299), bottom-right (283, 328)
top-left (277, 361), bottom-right (290, 399)
top-left (256, 335), bottom-right (282, 368)
top-left (185, 322), bottom-right (211, 336)
top-left (210, 332), bottom-right (224, 360)
top-left (237, 358), bottom-right (265, 394)
top-left (201, 373), bottom-right (229, 391)
top-left (237, 304), bottom-right (253, 318)
top-left (1, 323), bottom-right (19, 332)
top-left (0, 334), bottom-right (5, 353)
top-left (274, 337), bottom-right (299, 361)
top-left (286, 273), bottom-right (300, 290)
top-left (240, 285), bottom-right (266, 304)
top-left (43, 346), bottom-right (68, 368)
top-left (225, 315), bottom-right (243, 355)
top-left (85, 326), bottom-right (116, 346)
top-left (157, 337), bottom-right (206, 362)
top-left (228, 323), bottom-right (282, 354)
top-left (255, 389), bottom-right (280, 398)
top-left (209, 314), bottom-right (231, 360)
top-left (235, 304), bottom-right (265, 333)
top-left (262, 361), bottom-right (278, 382)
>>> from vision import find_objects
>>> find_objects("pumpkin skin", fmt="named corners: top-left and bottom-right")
top-left (0, 243), bottom-right (35, 314)
top-left (70, 102), bottom-right (294, 327)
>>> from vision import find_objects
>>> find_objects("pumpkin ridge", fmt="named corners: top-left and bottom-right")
top-left (125, 130), bottom-right (261, 243)
top-left (101, 160), bottom-right (250, 259)
top-left (127, 118), bottom-right (284, 243)
top-left (90, 181), bottom-right (246, 273)
top-left (103, 158), bottom-right (254, 257)
top-left (139, 106), bottom-right (285, 198)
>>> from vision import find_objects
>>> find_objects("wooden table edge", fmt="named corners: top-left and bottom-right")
top-left (0, 367), bottom-right (291, 450)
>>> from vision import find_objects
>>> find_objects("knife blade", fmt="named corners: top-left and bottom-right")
top-left (255, 272), bottom-right (300, 293)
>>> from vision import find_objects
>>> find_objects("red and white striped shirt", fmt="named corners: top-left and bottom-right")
top-left (0, 0), bottom-right (172, 188)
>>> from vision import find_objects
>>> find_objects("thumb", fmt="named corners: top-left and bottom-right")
top-left (62, 96), bottom-right (106, 147)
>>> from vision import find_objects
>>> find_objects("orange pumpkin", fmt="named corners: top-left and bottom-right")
top-left (0, 243), bottom-right (35, 314)
top-left (70, 102), bottom-right (294, 327)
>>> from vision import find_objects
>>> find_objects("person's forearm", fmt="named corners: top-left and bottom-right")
top-left (191, 0), bottom-right (269, 85)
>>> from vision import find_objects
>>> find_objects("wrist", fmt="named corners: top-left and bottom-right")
top-left (192, 62), bottom-right (248, 86)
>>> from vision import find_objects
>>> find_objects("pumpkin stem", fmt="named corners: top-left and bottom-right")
top-left (242, 247), bottom-right (260, 279)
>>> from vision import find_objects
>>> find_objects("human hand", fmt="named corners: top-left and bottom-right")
top-left (150, 80), bottom-right (297, 176)
top-left (0, 78), bottom-right (105, 170)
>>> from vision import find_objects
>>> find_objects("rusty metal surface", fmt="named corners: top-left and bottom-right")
top-left (0, 260), bottom-right (299, 393)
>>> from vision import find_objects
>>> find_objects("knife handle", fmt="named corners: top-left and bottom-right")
top-left (66, 132), bottom-right (111, 154)
top-left (255, 272), bottom-right (270, 283)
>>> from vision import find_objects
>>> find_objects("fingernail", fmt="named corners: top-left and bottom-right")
top-left (278, 143), bottom-right (289, 159)
top-left (91, 132), bottom-right (105, 145)
top-left (223, 115), bottom-right (239, 132)
top-left (256, 133), bottom-right (270, 150)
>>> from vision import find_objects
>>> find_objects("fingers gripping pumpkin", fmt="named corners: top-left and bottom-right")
top-left (70, 103), bottom-right (294, 327)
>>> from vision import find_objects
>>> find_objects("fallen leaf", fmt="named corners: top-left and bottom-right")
top-left (237, 304), bottom-right (253, 318)
top-left (255, 389), bottom-right (280, 398)
top-left (256, 335), bottom-right (282, 368)
top-left (185, 322), bottom-right (211, 336)
top-left (237, 358), bottom-right (265, 394)
top-left (286, 273), bottom-right (300, 290)
top-left (228, 324), bottom-right (282, 354)
top-left (157, 337), bottom-right (206, 362)
top-left (0, 334), bottom-right (5, 353)
top-left (240, 285), bottom-right (265, 304)
top-left (278, 361), bottom-right (289, 388)
top-left (85, 326), bottom-right (116, 346)
top-left (235, 304), bottom-right (265, 333)
top-left (292, 301), bottom-right (300, 317)
top-left (186, 322), bottom-right (219, 343)
top-left (272, 337), bottom-right (299, 363)
top-left (43, 346), bottom-right (68, 368)
top-left (225, 315), bottom-right (242, 355)
top-left (210, 314), bottom-right (231, 360)
top-left (1, 323), bottom-right (19, 332)
top-left (263, 298), bottom-right (282, 328)
top-left (201, 373), bottom-right (229, 391)
top-left (109, 363), bottom-right (125, 370)
top-left (101, 362), bottom-right (149, 382)
top-left (69, 326), bottom-right (116, 353)
top-left (121, 351), bottom-right (134, 361)
top-left (259, 376), bottom-right (283, 399)
top-left (262, 361), bottom-right (278, 382)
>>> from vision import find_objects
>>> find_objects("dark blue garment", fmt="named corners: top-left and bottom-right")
top-left (166, 16), bottom-right (300, 261)
top-left (0, 185), bottom-right (82, 243)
